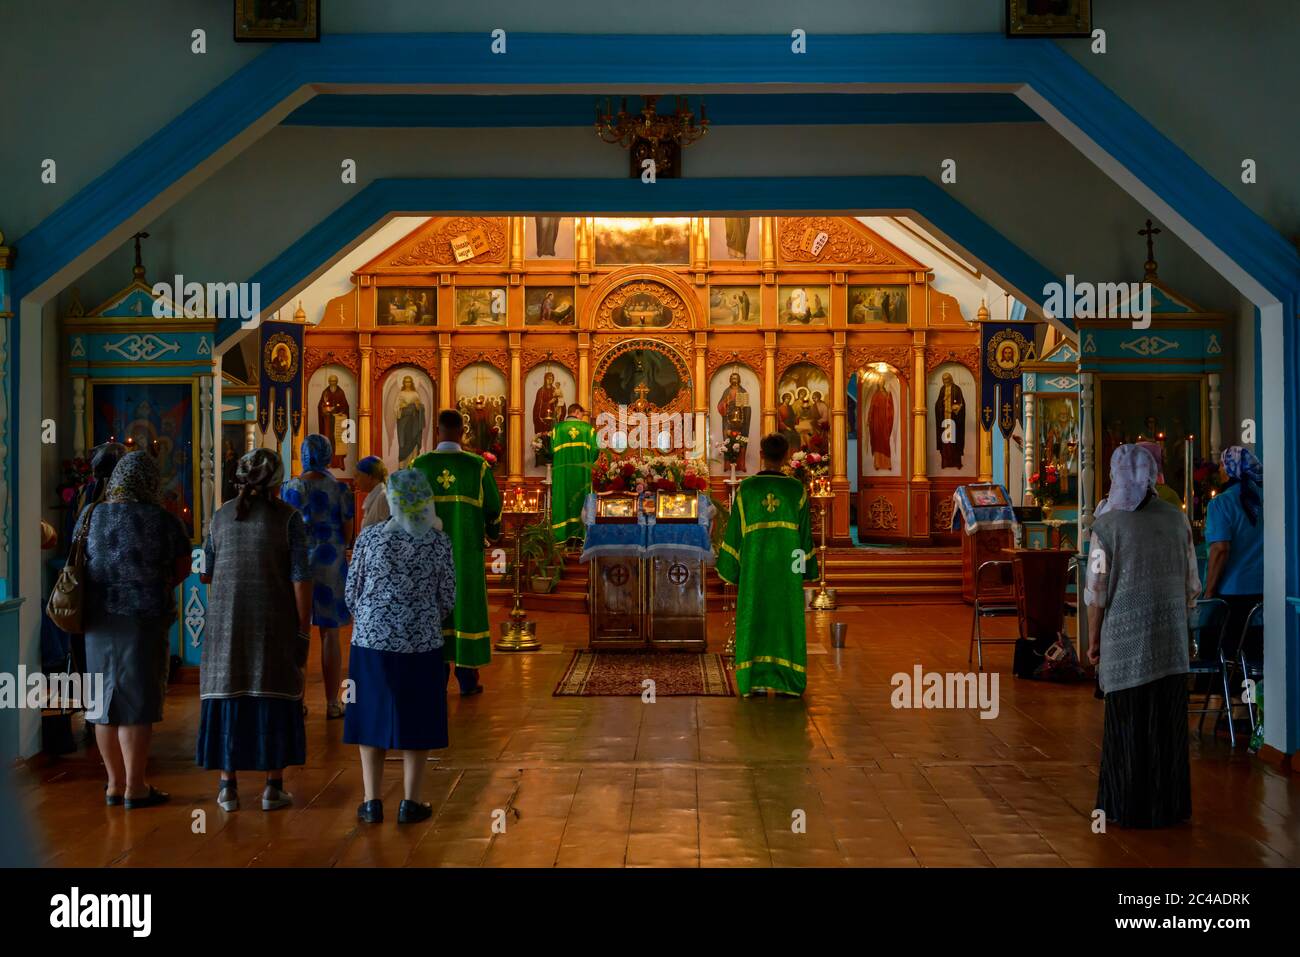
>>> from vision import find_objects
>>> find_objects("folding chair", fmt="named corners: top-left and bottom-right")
top-left (1231, 603), bottom-right (1265, 737)
top-left (968, 559), bottom-right (1017, 672)
top-left (1186, 597), bottom-right (1231, 742)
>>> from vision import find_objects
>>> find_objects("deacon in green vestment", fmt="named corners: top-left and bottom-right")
top-left (550, 404), bottom-right (599, 546)
top-left (715, 433), bottom-right (818, 697)
top-left (412, 409), bottom-right (501, 694)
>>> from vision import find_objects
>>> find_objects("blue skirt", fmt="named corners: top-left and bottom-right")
top-left (343, 645), bottom-right (448, 751)
top-left (196, 696), bottom-right (306, 771)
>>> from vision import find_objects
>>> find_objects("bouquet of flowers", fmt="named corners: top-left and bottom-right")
top-left (1191, 456), bottom-right (1225, 522)
top-left (1029, 463), bottom-right (1061, 506)
top-left (591, 452), bottom-right (647, 494)
top-left (531, 433), bottom-right (554, 465)
top-left (55, 456), bottom-right (92, 507)
top-left (718, 431), bottom-right (748, 465)
top-left (481, 450), bottom-right (498, 467)
top-left (785, 450), bottom-right (829, 484)
top-left (680, 458), bottom-right (711, 492)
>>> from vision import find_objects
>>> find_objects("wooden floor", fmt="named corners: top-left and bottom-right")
top-left (16, 604), bottom-right (1300, 868)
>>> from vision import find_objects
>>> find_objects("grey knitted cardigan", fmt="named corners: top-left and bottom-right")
top-left (1085, 497), bottom-right (1200, 694)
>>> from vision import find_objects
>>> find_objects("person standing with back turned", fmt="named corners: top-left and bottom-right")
top-left (715, 433), bottom-right (818, 698)
top-left (413, 409), bottom-right (501, 696)
top-left (550, 403), bottom-right (599, 551)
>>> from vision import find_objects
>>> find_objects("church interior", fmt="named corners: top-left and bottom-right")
top-left (1, 1), bottom-right (1298, 906)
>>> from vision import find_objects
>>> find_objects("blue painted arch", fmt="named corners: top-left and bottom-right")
top-left (232, 175), bottom-right (1061, 346)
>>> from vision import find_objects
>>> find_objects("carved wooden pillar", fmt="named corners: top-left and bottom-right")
top-left (199, 374), bottom-right (214, 534)
top-left (911, 336), bottom-right (927, 482)
top-left (72, 377), bottom-right (87, 458)
top-left (508, 216), bottom-right (525, 273)
top-left (693, 332), bottom-right (707, 459)
top-left (578, 333), bottom-right (591, 408)
top-left (1208, 372), bottom-right (1222, 458)
top-left (358, 339), bottom-right (373, 459)
top-left (244, 422), bottom-right (256, 453)
top-left (763, 333), bottom-right (777, 435)
top-left (1079, 372), bottom-right (1095, 540)
top-left (760, 217), bottom-right (777, 273)
top-left (1022, 389), bottom-right (1037, 506)
top-left (508, 333), bottom-right (523, 483)
top-left (690, 218), bottom-right (708, 272)
top-left (832, 335), bottom-right (847, 482)
top-left (438, 333), bottom-right (452, 409)
top-left (575, 218), bottom-right (593, 275)
top-left (978, 424), bottom-right (994, 483)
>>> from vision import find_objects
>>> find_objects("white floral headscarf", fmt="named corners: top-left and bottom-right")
top-left (385, 468), bottom-right (442, 537)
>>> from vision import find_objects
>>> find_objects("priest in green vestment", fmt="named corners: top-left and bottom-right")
top-left (413, 409), bottom-right (501, 695)
top-left (550, 403), bottom-right (599, 547)
top-left (716, 433), bottom-right (818, 697)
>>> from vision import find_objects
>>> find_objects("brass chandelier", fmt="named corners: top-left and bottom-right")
top-left (595, 95), bottom-right (709, 177)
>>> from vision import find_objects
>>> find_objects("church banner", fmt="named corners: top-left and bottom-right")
top-left (980, 321), bottom-right (1036, 437)
top-left (258, 320), bottom-right (303, 444)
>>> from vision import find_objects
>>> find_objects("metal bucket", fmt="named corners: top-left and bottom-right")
top-left (830, 622), bottom-right (848, 648)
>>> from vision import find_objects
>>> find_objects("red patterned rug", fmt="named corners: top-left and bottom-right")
top-left (553, 651), bottom-right (735, 697)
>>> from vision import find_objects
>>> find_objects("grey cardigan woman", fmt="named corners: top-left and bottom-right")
top-left (1085, 444), bottom-right (1200, 828)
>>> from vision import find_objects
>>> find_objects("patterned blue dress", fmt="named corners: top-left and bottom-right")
top-left (280, 475), bottom-right (354, 627)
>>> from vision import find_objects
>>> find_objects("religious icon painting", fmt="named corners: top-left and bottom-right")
top-left (598, 345), bottom-right (687, 409)
top-left (307, 365), bottom-right (358, 474)
top-left (594, 217), bottom-right (690, 265)
top-left (1005, 0), bottom-right (1091, 38)
top-left (709, 365), bottom-right (760, 473)
top-left (708, 286), bottom-right (761, 326)
top-left (524, 364), bottom-right (576, 476)
top-left (234, 0), bottom-right (320, 41)
top-left (376, 287), bottom-right (436, 326)
top-left (454, 287), bottom-right (507, 327)
top-left (455, 362), bottom-right (509, 468)
top-left (708, 218), bottom-right (758, 261)
top-left (778, 285), bottom-right (830, 326)
top-left (775, 363), bottom-right (831, 455)
top-left (848, 285), bottom-right (908, 325)
top-left (524, 286), bottom-right (576, 326)
top-left (925, 362), bottom-right (976, 476)
top-left (89, 380), bottom-right (197, 539)
top-left (380, 367), bottom-right (435, 474)
top-left (858, 364), bottom-right (903, 477)
top-left (1035, 394), bottom-right (1079, 506)
top-left (527, 217), bottom-right (575, 259)
top-left (610, 283), bottom-right (674, 328)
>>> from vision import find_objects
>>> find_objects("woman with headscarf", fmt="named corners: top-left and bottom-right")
top-left (197, 449), bottom-right (312, 812)
top-left (280, 434), bottom-right (354, 719)
top-left (354, 455), bottom-right (391, 530)
top-left (1085, 444), bottom-right (1201, 828)
top-left (1203, 445), bottom-right (1264, 662)
top-left (1136, 440), bottom-right (1182, 507)
top-left (343, 469), bottom-right (453, 824)
top-left (75, 451), bottom-right (191, 808)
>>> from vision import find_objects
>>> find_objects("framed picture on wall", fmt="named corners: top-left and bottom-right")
top-left (234, 1), bottom-right (321, 42)
top-left (1006, 0), bottom-right (1092, 38)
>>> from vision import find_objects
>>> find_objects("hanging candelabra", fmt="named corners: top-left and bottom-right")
top-left (595, 95), bottom-right (709, 177)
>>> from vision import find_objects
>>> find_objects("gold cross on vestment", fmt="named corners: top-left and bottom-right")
top-left (567, 426), bottom-right (579, 439)
top-left (762, 493), bottom-right (780, 513)
top-left (436, 469), bottom-right (456, 490)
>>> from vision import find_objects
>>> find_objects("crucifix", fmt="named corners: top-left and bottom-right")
top-left (1138, 219), bottom-right (1162, 280)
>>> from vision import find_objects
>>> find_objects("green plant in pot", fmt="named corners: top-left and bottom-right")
top-left (518, 518), bottom-right (563, 594)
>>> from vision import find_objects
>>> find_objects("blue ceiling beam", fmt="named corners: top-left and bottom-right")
top-left (281, 92), bottom-right (1041, 128)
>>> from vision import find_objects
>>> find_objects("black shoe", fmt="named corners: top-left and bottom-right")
top-left (461, 684), bottom-right (484, 697)
top-left (398, 800), bottom-right (433, 824)
top-left (357, 799), bottom-right (384, 824)
top-left (124, 785), bottom-right (170, 810)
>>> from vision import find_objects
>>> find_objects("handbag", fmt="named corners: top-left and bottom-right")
top-left (46, 502), bottom-right (97, 634)
top-left (1035, 633), bottom-right (1088, 683)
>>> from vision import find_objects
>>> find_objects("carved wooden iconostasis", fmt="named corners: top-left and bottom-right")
top-left (302, 215), bottom-right (985, 545)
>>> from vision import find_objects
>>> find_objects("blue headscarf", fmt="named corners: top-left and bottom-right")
top-left (301, 433), bottom-right (333, 473)
top-left (1221, 445), bottom-right (1262, 525)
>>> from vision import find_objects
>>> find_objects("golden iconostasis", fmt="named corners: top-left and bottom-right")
top-left (293, 215), bottom-right (990, 544)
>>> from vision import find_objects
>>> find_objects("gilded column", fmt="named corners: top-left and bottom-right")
top-left (690, 218), bottom-right (708, 272)
top-left (199, 374), bottom-right (214, 534)
top-left (575, 218), bottom-right (593, 275)
top-left (578, 333), bottom-right (591, 408)
top-left (911, 336), bottom-right (927, 482)
top-left (763, 333), bottom-right (777, 435)
top-left (693, 332), bottom-right (707, 459)
top-left (760, 217), bottom-right (777, 273)
top-left (438, 334), bottom-right (452, 409)
top-left (358, 339), bottom-right (373, 459)
top-left (831, 336), bottom-right (847, 482)
top-left (978, 426), bottom-right (994, 483)
top-left (1208, 372), bottom-right (1222, 458)
top-left (508, 334), bottom-right (523, 483)
top-left (508, 216), bottom-right (525, 273)
top-left (1079, 371), bottom-right (1095, 540)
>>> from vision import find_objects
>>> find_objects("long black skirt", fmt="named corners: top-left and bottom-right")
top-left (1097, 672), bottom-right (1192, 829)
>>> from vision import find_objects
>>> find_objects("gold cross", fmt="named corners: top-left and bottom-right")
top-left (436, 469), bottom-right (456, 490)
top-left (567, 427), bottom-right (579, 439)
top-left (762, 493), bottom-right (780, 513)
